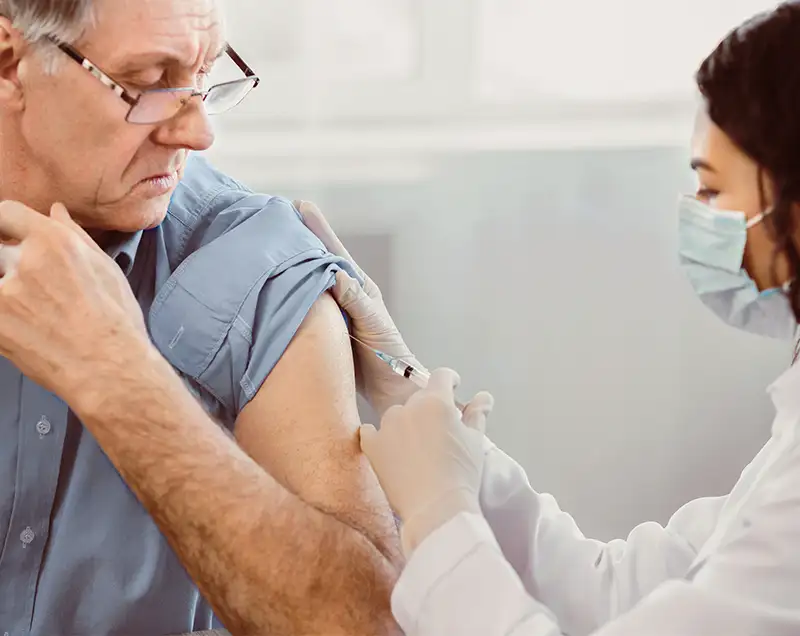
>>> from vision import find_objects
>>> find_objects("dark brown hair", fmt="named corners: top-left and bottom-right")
top-left (696, 2), bottom-right (800, 319)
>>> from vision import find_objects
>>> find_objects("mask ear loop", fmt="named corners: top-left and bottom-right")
top-left (758, 168), bottom-right (798, 296)
top-left (746, 167), bottom-right (777, 229)
top-left (752, 205), bottom-right (792, 292)
top-left (746, 210), bottom-right (771, 229)
top-left (749, 168), bottom-right (792, 293)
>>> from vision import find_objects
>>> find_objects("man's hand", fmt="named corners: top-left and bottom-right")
top-left (360, 369), bottom-right (494, 555)
top-left (0, 200), bottom-right (148, 403)
top-left (296, 199), bottom-right (429, 416)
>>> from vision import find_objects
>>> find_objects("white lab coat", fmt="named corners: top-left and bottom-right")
top-left (391, 361), bottom-right (800, 635)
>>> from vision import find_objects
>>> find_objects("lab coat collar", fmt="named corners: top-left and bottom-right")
top-left (767, 360), bottom-right (800, 437)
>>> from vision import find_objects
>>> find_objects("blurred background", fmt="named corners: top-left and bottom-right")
top-left (206, 0), bottom-right (788, 540)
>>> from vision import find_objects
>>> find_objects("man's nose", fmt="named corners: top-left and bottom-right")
top-left (151, 98), bottom-right (215, 152)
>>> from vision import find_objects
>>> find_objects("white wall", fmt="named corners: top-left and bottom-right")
top-left (219, 148), bottom-right (787, 541)
top-left (207, 0), bottom-right (789, 540)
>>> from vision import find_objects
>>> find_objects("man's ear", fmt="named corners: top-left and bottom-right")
top-left (0, 18), bottom-right (26, 110)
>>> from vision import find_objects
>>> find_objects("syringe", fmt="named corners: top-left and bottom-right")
top-left (349, 335), bottom-right (465, 410)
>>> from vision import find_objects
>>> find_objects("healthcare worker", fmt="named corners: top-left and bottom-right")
top-left (298, 3), bottom-right (800, 635)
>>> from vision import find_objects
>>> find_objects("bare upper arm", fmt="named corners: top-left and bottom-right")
top-left (235, 292), bottom-right (398, 550)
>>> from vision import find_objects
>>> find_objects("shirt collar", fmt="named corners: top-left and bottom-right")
top-left (103, 231), bottom-right (143, 276)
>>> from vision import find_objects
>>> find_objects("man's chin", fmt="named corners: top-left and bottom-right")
top-left (99, 199), bottom-right (170, 234)
top-left (137, 202), bottom-right (170, 231)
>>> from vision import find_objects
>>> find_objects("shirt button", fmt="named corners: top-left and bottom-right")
top-left (36, 417), bottom-right (51, 438)
top-left (19, 527), bottom-right (35, 547)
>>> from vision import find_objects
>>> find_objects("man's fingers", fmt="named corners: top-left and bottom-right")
top-left (426, 368), bottom-right (461, 400)
top-left (0, 243), bottom-right (20, 278)
top-left (49, 203), bottom-right (103, 253)
top-left (0, 201), bottom-right (44, 241)
top-left (0, 201), bottom-right (97, 256)
top-left (49, 202), bottom-right (70, 223)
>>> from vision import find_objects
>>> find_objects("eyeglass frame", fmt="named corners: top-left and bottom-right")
top-left (47, 36), bottom-right (260, 124)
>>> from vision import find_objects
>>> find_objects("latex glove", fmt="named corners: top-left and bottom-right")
top-left (360, 368), bottom-right (495, 555)
top-left (296, 199), bottom-right (428, 416)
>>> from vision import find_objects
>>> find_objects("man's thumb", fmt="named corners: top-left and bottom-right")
top-left (49, 202), bottom-right (71, 222)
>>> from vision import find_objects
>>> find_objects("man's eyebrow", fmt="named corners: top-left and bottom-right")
top-left (112, 45), bottom-right (228, 75)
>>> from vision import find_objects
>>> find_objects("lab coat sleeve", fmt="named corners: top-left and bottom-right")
top-left (479, 442), bottom-right (727, 635)
top-left (578, 439), bottom-right (800, 636)
top-left (392, 511), bottom-right (563, 636)
top-left (394, 444), bottom-right (800, 636)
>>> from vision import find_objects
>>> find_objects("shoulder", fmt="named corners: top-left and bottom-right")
top-left (150, 154), bottom-right (357, 420)
top-left (163, 153), bottom-right (323, 265)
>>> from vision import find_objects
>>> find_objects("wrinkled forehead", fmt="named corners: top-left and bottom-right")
top-left (81, 0), bottom-right (226, 68)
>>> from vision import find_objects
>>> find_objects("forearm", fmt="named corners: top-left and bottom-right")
top-left (73, 344), bottom-right (401, 636)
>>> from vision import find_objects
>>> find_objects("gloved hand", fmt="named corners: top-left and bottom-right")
top-left (295, 200), bottom-right (429, 416)
top-left (360, 368), bottom-right (495, 555)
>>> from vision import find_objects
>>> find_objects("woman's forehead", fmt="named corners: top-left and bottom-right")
top-left (691, 108), bottom-right (746, 171)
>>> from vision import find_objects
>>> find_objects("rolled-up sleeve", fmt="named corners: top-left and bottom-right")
top-left (235, 245), bottom-right (348, 408)
top-left (201, 196), bottom-right (357, 416)
top-left (151, 188), bottom-right (358, 424)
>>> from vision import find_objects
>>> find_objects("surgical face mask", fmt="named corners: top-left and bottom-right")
top-left (678, 195), bottom-right (797, 340)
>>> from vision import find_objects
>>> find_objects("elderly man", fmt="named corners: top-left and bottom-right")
top-left (0, 1), bottom-right (402, 635)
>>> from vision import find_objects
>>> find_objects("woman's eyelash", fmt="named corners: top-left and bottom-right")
top-left (697, 188), bottom-right (720, 199)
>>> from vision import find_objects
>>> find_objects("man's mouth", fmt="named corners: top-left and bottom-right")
top-left (133, 171), bottom-right (180, 196)
top-left (142, 172), bottom-right (178, 186)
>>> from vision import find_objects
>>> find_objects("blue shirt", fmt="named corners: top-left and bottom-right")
top-left (0, 155), bottom-right (353, 636)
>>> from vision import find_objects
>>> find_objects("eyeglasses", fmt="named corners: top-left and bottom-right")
top-left (48, 37), bottom-right (260, 125)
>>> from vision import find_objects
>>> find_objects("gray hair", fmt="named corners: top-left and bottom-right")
top-left (0, 0), bottom-right (95, 41)
top-left (0, 0), bottom-right (96, 69)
